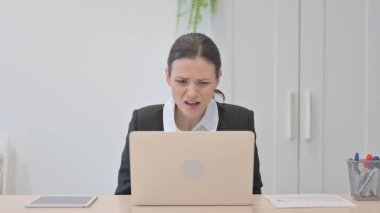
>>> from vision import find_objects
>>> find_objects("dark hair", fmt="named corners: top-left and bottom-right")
top-left (167, 33), bottom-right (225, 101)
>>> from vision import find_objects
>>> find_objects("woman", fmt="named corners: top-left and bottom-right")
top-left (115, 33), bottom-right (263, 194)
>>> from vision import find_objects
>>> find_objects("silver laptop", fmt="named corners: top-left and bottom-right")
top-left (129, 131), bottom-right (255, 206)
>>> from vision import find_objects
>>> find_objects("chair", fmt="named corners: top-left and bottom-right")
top-left (0, 135), bottom-right (10, 195)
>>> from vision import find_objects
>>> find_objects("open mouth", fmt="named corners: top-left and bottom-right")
top-left (185, 100), bottom-right (200, 106)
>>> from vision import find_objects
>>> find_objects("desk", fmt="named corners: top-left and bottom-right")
top-left (0, 195), bottom-right (379, 213)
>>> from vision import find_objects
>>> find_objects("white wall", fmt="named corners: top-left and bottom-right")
top-left (0, 0), bottom-right (233, 194)
top-left (232, 0), bottom-right (276, 194)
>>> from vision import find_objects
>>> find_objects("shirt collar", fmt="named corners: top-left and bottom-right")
top-left (163, 97), bottom-right (219, 132)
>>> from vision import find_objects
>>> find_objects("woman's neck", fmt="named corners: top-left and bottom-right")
top-left (174, 107), bottom-right (202, 131)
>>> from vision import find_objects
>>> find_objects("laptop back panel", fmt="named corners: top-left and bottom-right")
top-left (130, 131), bottom-right (254, 206)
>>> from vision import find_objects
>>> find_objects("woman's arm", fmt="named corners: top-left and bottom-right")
top-left (115, 110), bottom-right (138, 195)
top-left (250, 110), bottom-right (263, 194)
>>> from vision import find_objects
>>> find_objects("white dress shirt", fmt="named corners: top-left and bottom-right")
top-left (163, 98), bottom-right (219, 132)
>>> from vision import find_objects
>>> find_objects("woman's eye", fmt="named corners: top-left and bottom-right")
top-left (199, 81), bottom-right (210, 85)
top-left (175, 80), bottom-right (187, 84)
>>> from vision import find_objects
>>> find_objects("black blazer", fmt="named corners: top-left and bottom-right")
top-left (115, 103), bottom-right (263, 194)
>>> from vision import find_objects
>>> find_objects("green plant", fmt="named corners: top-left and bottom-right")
top-left (176, 0), bottom-right (219, 33)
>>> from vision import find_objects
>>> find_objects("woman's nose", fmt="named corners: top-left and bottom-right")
top-left (186, 83), bottom-right (198, 98)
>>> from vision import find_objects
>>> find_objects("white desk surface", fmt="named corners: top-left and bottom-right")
top-left (0, 194), bottom-right (379, 213)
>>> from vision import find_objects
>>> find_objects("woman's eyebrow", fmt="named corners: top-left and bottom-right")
top-left (174, 77), bottom-right (189, 80)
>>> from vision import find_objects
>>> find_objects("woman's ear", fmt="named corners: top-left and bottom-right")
top-left (165, 67), bottom-right (171, 86)
top-left (217, 70), bottom-right (222, 83)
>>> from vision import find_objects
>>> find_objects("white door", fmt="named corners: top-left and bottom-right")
top-left (232, 0), bottom-right (380, 194)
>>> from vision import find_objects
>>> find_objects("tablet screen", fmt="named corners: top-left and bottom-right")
top-left (25, 195), bottom-right (97, 208)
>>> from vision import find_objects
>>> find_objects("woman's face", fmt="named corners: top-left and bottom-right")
top-left (166, 57), bottom-right (221, 123)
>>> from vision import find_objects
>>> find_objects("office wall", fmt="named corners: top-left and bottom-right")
top-left (0, 0), bottom-right (233, 194)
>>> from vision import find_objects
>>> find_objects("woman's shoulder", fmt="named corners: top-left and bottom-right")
top-left (216, 102), bottom-right (253, 114)
top-left (216, 102), bottom-right (254, 131)
top-left (132, 104), bottom-right (164, 130)
top-left (134, 104), bottom-right (164, 119)
top-left (136, 104), bottom-right (164, 113)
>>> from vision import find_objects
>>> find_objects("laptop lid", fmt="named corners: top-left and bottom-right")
top-left (130, 131), bottom-right (255, 206)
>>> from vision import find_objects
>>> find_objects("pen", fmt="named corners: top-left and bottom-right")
top-left (353, 152), bottom-right (360, 175)
top-left (354, 152), bottom-right (359, 161)
top-left (364, 154), bottom-right (372, 169)
top-left (370, 156), bottom-right (379, 170)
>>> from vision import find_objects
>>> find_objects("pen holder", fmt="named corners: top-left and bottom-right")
top-left (347, 159), bottom-right (380, 200)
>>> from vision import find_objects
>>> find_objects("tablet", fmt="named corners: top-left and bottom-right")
top-left (24, 195), bottom-right (97, 208)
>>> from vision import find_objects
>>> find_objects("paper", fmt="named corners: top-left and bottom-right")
top-left (264, 194), bottom-right (356, 208)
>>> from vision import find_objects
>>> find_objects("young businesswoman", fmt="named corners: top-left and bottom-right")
top-left (115, 33), bottom-right (263, 194)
